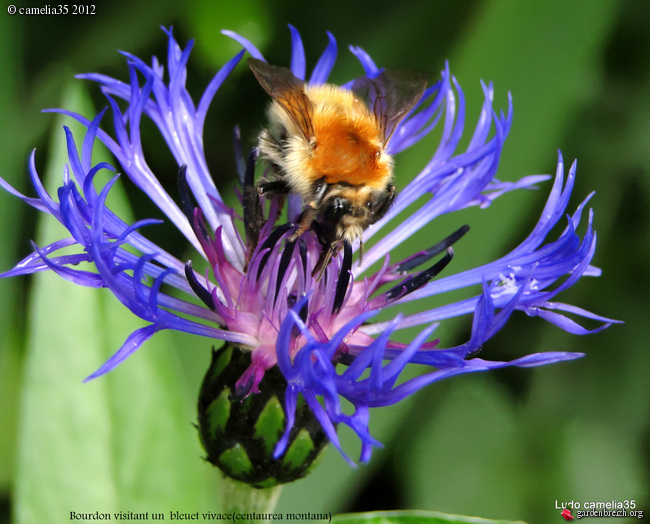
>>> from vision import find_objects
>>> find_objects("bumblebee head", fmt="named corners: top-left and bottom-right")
top-left (320, 183), bottom-right (396, 244)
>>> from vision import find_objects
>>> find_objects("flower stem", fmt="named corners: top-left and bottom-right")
top-left (219, 474), bottom-right (283, 523)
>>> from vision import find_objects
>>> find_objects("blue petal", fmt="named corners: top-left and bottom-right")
top-left (309, 32), bottom-right (337, 84)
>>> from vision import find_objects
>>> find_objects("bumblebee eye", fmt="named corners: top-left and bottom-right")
top-left (366, 185), bottom-right (395, 225)
top-left (324, 197), bottom-right (351, 222)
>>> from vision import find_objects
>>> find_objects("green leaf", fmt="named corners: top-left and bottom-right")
top-left (0, 4), bottom-right (28, 494)
top-left (14, 81), bottom-right (218, 523)
top-left (332, 510), bottom-right (526, 524)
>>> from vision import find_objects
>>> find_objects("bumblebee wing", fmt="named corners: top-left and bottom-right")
top-left (351, 70), bottom-right (427, 145)
top-left (249, 58), bottom-right (315, 141)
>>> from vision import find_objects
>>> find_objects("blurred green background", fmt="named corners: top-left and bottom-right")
top-left (0, 0), bottom-right (648, 523)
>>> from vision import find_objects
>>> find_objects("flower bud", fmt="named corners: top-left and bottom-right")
top-left (197, 345), bottom-right (328, 488)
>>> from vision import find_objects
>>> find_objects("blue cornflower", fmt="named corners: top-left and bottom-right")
top-left (0, 26), bottom-right (616, 467)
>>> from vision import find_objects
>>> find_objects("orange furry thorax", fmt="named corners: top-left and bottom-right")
top-left (304, 85), bottom-right (392, 189)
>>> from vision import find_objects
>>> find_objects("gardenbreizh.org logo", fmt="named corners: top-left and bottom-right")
top-left (561, 508), bottom-right (575, 520)
top-left (556, 499), bottom-right (644, 520)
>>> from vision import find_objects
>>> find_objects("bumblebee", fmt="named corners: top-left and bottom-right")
top-left (249, 58), bottom-right (426, 276)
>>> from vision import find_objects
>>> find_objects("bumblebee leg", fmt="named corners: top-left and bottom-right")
top-left (257, 179), bottom-right (292, 195)
top-left (313, 243), bottom-right (334, 281)
top-left (256, 180), bottom-right (291, 223)
top-left (288, 203), bottom-right (317, 242)
top-left (312, 240), bottom-right (342, 281)
top-left (287, 179), bottom-right (328, 242)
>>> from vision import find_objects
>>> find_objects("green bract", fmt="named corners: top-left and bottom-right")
top-left (198, 345), bottom-right (328, 487)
